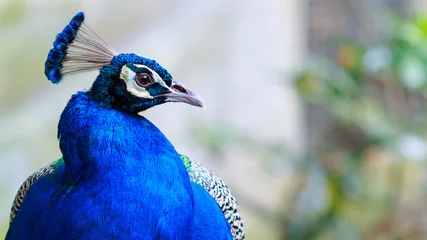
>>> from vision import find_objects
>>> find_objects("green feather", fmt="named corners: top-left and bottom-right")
top-left (179, 154), bottom-right (192, 169)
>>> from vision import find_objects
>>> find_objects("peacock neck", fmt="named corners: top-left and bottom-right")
top-left (57, 91), bottom-right (190, 188)
top-left (57, 92), bottom-right (195, 237)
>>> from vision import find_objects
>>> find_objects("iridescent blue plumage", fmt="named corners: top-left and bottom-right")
top-left (7, 12), bottom-right (244, 239)
top-left (7, 93), bottom-right (232, 239)
top-left (45, 12), bottom-right (84, 83)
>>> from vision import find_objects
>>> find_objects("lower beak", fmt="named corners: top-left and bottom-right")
top-left (161, 79), bottom-right (206, 109)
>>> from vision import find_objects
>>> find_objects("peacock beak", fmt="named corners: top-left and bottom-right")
top-left (163, 79), bottom-right (206, 109)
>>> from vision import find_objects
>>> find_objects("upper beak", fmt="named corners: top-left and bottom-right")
top-left (161, 79), bottom-right (206, 109)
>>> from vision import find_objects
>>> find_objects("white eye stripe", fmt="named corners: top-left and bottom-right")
top-left (120, 65), bottom-right (153, 99)
top-left (120, 64), bottom-right (172, 99)
top-left (132, 64), bottom-right (170, 89)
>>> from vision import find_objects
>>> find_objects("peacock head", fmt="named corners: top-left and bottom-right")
top-left (44, 12), bottom-right (204, 113)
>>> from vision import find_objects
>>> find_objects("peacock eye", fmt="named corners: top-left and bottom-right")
top-left (134, 73), bottom-right (153, 87)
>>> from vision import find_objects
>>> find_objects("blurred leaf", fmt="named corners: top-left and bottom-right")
top-left (397, 54), bottom-right (426, 90)
top-left (398, 22), bottom-right (424, 45)
top-left (336, 44), bottom-right (361, 71)
top-left (414, 14), bottom-right (427, 36)
top-left (295, 72), bottom-right (324, 98)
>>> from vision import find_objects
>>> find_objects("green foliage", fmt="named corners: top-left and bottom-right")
top-left (292, 14), bottom-right (427, 239)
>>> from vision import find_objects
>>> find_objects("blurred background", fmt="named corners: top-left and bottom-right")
top-left (2, 0), bottom-right (427, 239)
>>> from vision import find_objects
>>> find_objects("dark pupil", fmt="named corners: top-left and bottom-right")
top-left (135, 73), bottom-right (152, 87)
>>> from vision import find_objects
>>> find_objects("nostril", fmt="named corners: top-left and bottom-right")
top-left (172, 85), bottom-right (188, 94)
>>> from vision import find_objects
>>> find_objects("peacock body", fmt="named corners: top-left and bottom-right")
top-left (6, 12), bottom-right (244, 240)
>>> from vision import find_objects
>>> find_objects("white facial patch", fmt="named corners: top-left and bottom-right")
top-left (120, 65), bottom-right (153, 99)
top-left (133, 64), bottom-right (171, 90)
top-left (120, 64), bottom-right (174, 99)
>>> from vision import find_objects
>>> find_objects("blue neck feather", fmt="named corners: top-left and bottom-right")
top-left (57, 92), bottom-right (195, 238)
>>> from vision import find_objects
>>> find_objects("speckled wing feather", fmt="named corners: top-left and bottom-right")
top-left (9, 159), bottom-right (62, 224)
top-left (180, 154), bottom-right (245, 240)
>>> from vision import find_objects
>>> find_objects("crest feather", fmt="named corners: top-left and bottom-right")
top-left (44, 12), bottom-right (117, 83)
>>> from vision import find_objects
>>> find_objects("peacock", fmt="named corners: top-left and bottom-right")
top-left (6, 12), bottom-right (244, 240)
